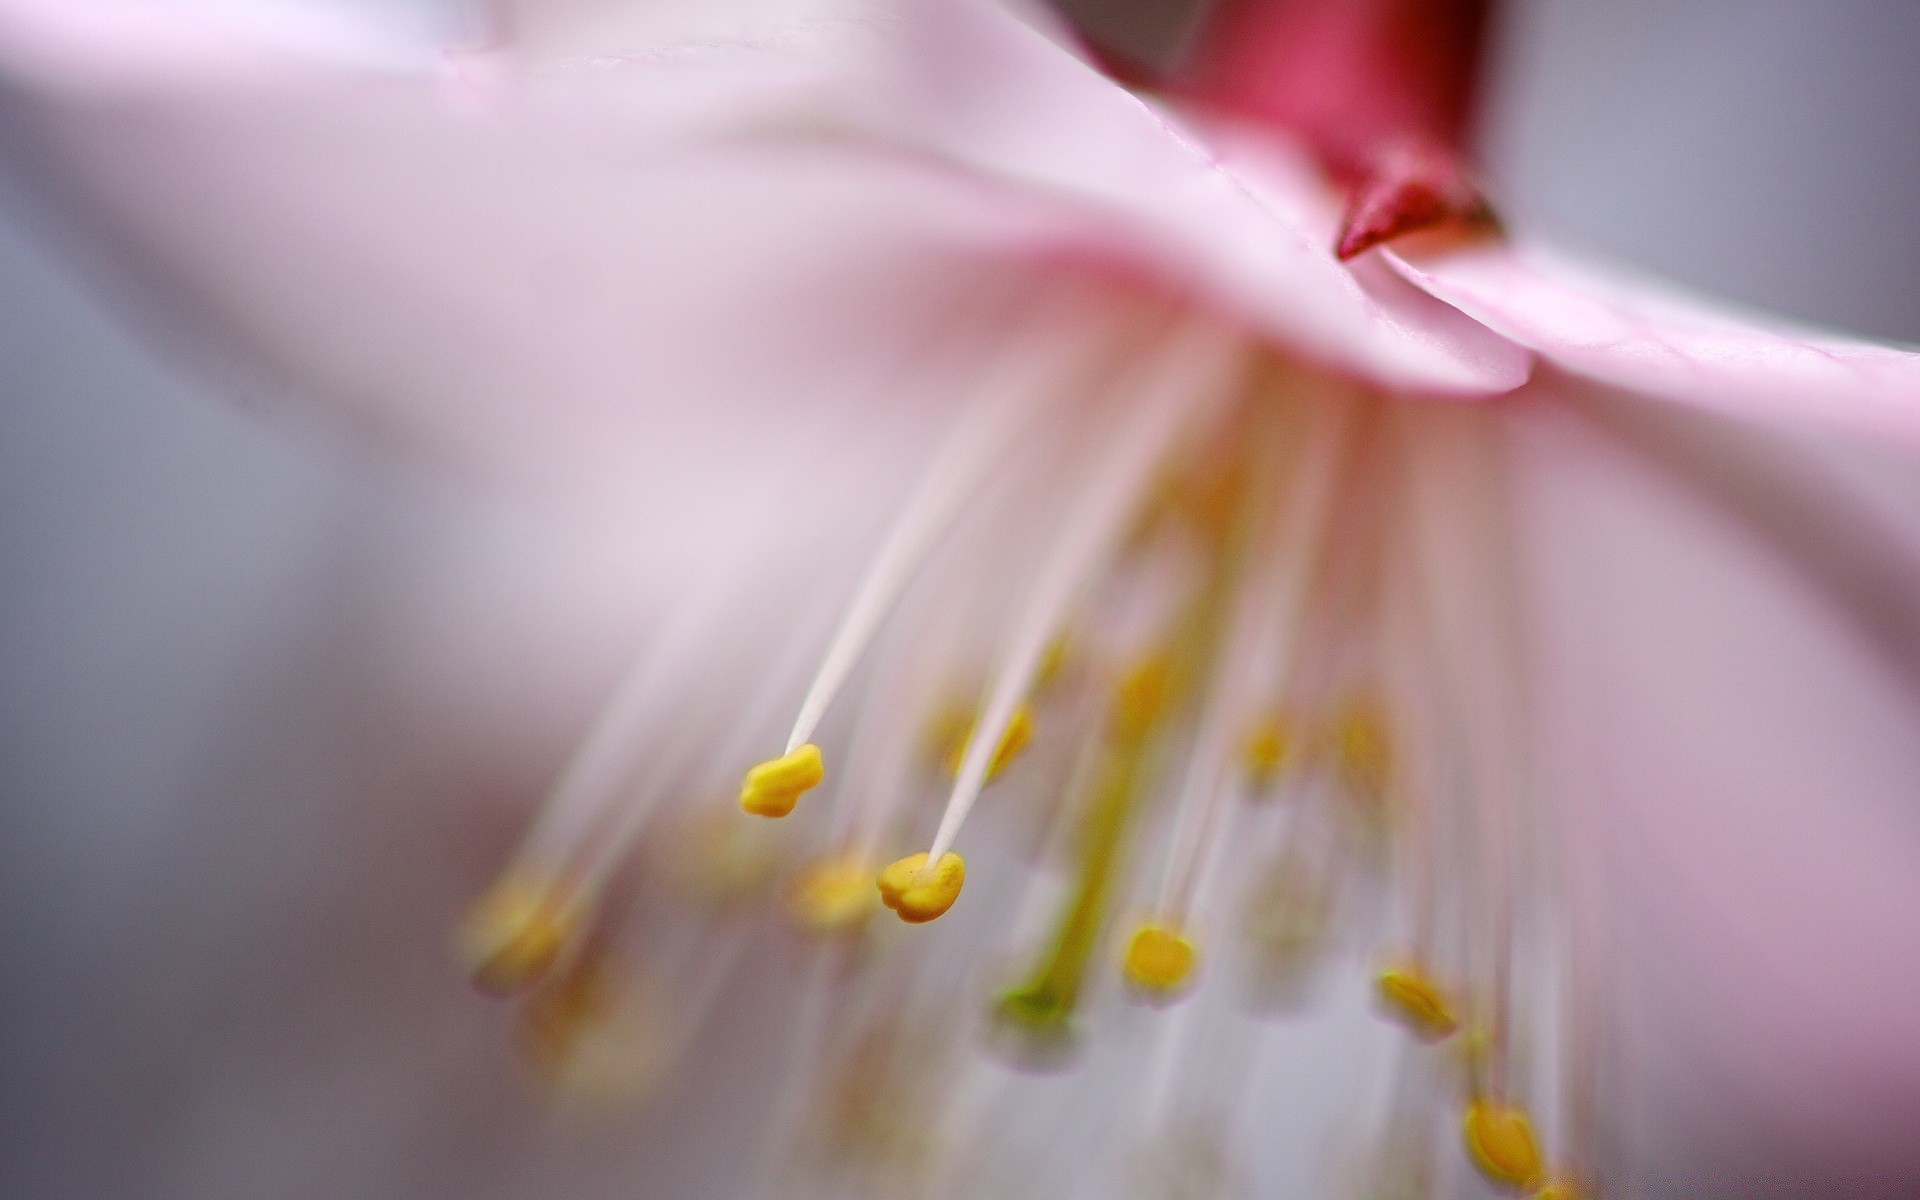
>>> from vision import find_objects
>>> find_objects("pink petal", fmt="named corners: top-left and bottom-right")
top-left (0, 4), bottom-right (1065, 482)
top-left (1514, 388), bottom-right (1920, 1189)
top-left (1389, 241), bottom-right (1920, 447)
top-left (846, 0), bottom-right (1530, 395)
top-left (0, 0), bottom-right (445, 77)
top-left (0, 0), bottom-right (1531, 479)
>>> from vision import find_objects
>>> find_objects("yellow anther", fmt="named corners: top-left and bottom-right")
top-left (876, 851), bottom-right (965, 923)
top-left (739, 743), bottom-right (824, 818)
top-left (518, 955), bottom-right (672, 1106)
top-left (1463, 1098), bottom-right (1545, 1192)
top-left (457, 872), bottom-right (577, 996)
top-left (1239, 712), bottom-right (1291, 791)
top-left (923, 698), bottom-right (973, 766)
top-left (1036, 634), bottom-right (1074, 691)
top-left (1333, 699), bottom-right (1393, 797)
top-left (1375, 962), bottom-right (1459, 1041)
top-left (1533, 1181), bottom-right (1588, 1200)
top-left (1110, 652), bottom-right (1175, 746)
top-left (788, 854), bottom-right (879, 934)
top-left (943, 703), bottom-right (1035, 782)
top-left (1122, 923), bottom-right (1199, 998)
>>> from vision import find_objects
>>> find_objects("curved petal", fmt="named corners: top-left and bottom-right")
top-left (1511, 389), bottom-right (1920, 1191)
top-left (842, 0), bottom-right (1530, 395)
top-left (1389, 241), bottom-right (1920, 448)
top-left (0, 0), bottom-right (1529, 486)
top-left (0, 0), bottom-right (447, 76)
top-left (0, 5), bottom-right (1041, 485)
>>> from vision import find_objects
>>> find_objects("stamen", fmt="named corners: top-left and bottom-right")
top-left (1398, 404), bottom-right (1526, 1096)
top-left (577, 603), bottom-right (838, 900)
top-left (788, 853), bottom-right (881, 934)
top-left (1332, 697), bottom-right (1394, 802)
top-left (940, 703), bottom-right (1035, 781)
top-left (995, 614), bottom-right (1196, 1037)
top-left (1121, 922), bottom-right (1200, 998)
top-left (876, 852), bottom-right (966, 923)
top-left (458, 871), bottom-right (579, 995)
top-left (1374, 961), bottom-right (1459, 1041)
top-left (757, 299), bottom-right (1121, 813)
top-left (1462, 1097), bottom-right (1545, 1191)
top-left (470, 581), bottom-right (793, 974)
top-left (516, 951), bottom-right (675, 1107)
top-left (1152, 398), bottom-right (1351, 926)
top-left (926, 321), bottom-right (1248, 869)
top-left (739, 743), bottom-right (825, 818)
top-left (1238, 711), bottom-right (1291, 792)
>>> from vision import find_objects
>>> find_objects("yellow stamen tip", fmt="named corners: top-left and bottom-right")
top-left (788, 854), bottom-right (880, 933)
top-left (739, 743), bottom-right (824, 818)
top-left (1333, 700), bottom-right (1392, 796)
top-left (1375, 962), bottom-right (1459, 1040)
top-left (517, 955), bottom-right (673, 1106)
top-left (944, 704), bottom-right (1036, 781)
top-left (1036, 634), bottom-right (1074, 691)
top-left (457, 873), bottom-right (577, 996)
top-left (1111, 652), bottom-right (1175, 745)
top-left (1122, 923), bottom-right (1199, 997)
top-left (876, 851), bottom-right (965, 923)
top-left (1239, 712), bottom-right (1291, 791)
top-left (1533, 1181), bottom-right (1588, 1200)
top-left (1463, 1099), bottom-right (1545, 1192)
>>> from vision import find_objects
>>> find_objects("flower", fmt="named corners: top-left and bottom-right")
top-left (5, 0), bottom-right (1920, 1197)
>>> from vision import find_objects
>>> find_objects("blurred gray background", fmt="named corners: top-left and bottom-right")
top-left (2, 1), bottom-right (1918, 1196)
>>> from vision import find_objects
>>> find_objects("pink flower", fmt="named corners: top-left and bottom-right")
top-left (4, 0), bottom-right (1920, 1196)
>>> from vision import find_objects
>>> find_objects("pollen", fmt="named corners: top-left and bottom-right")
top-left (1122, 923), bottom-right (1199, 997)
top-left (739, 743), bottom-right (825, 818)
top-left (1462, 1098), bottom-right (1545, 1192)
top-left (1239, 712), bottom-right (1291, 792)
top-left (1374, 962), bottom-right (1459, 1040)
top-left (788, 854), bottom-right (880, 933)
top-left (943, 703), bottom-right (1036, 782)
top-left (877, 851), bottom-right (966, 923)
top-left (458, 872), bottom-right (578, 996)
top-left (1533, 1180), bottom-right (1588, 1200)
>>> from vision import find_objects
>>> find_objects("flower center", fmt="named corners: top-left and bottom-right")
top-left (455, 283), bottom-right (1594, 1198)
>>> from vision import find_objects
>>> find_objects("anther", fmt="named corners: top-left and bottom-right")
top-left (1333, 699), bottom-right (1392, 798)
top-left (517, 954), bottom-right (672, 1105)
top-left (1239, 711), bottom-right (1291, 792)
top-left (739, 743), bottom-right (824, 818)
top-left (944, 703), bottom-right (1035, 781)
top-left (1122, 922), bottom-right (1199, 999)
top-left (1374, 961), bottom-right (1459, 1041)
top-left (1462, 1098), bottom-right (1545, 1192)
top-left (788, 854), bottom-right (880, 934)
top-left (877, 851), bottom-right (966, 923)
top-left (1036, 635), bottom-right (1075, 692)
top-left (1111, 652), bottom-right (1176, 746)
top-left (458, 872), bottom-right (579, 995)
top-left (1533, 1181), bottom-right (1589, 1200)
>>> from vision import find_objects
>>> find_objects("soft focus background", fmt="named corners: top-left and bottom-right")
top-left (2, 1), bottom-right (1918, 1197)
